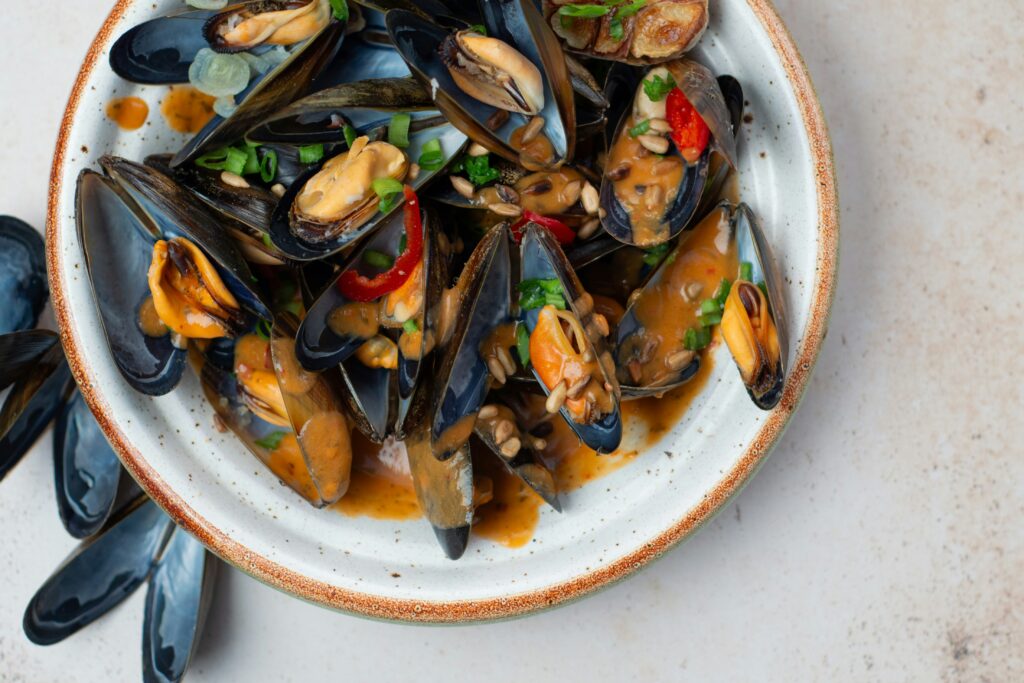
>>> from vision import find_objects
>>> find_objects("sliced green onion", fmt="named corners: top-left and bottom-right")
top-left (222, 146), bottom-right (249, 175)
top-left (699, 311), bottom-right (723, 327)
top-left (700, 298), bottom-right (721, 315)
top-left (615, 0), bottom-right (646, 18)
top-left (343, 124), bottom-right (358, 147)
top-left (388, 113), bottom-right (411, 148)
top-left (363, 249), bottom-right (394, 269)
top-left (515, 323), bottom-right (530, 367)
top-left (243, 144), bottom-right (260, 176)
top-left (609, 16), bottom-right (624, 41)
top-left (195, 146), bottom-right (231, 171)
top-left (403, 319), bottom-right (419, 334)
top-left (329, 0), bottom-right (349, 21)
top-left (641, 243), bottom-right (669, 266)
top-left (417, 138), bottom-right (444, 171)
top-left (373, 177), bottom-right (404, 214)
top-left (255, 431), bottom-right (287, 450)
top-left (714, 278), bottom-right (731, 306)
top-left (298, 143), bottom-right (325, 164)
top-left (557, 4), bottom-right (611, 18)
top-left (629, 119), bottom-right (650, 137)
top-left (261, 233), bottom-right (273, 248)
top-left (739, 261), bottom-right (753, 282)
top-left (683, 326), bottom-right (712, 351)
top-left (469, 24), bottom-right (487, 35)
top-left (259, 149), bottom-right (278, 183)
top-left (255, 319), bottom-right (273, 341)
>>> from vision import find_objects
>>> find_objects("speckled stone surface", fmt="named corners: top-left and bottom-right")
top-left (0, 0), bottom-right (1020, 681)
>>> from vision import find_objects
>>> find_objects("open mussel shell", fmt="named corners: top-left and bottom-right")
top-left (406, 434), bottom-right (474, 560)
top-left (695, 75), bottom-right (743, 217)
top-left (194, 339), bottom-right (324, 505)
top-left (76, 170), bottom-right (186, 395)
top-left (599, 59), bottom-right (735, 247)
top-left (143, 527), bottom-right (216, 683)
top-left (0, 342), bottom-right (73, 481)
top-left (520, 223), bottom-right (622, 453)
top-left (171, 15), bottom-right (346, 167)
top-left (473, 403), bottom-right (560, 511)
top-left (0, 329), bottom-right (59, 392)
top-left (386, 0), bottom-right (576, 169)
top-left (54, 389), bottom-right (123, 539)
top-left (266, 113), bottom-right (466, 260)
top-left (614, 204), bottom-right (730, 398)
top-left (23, 497), bottom-right (175, 645)
top-left (723, 203), bottom-right (788, 410)
top-left (100, 156), bottom-right (272, 321)
top-left (429, 225), bottom-right (512, 459)
top-left (109, 9), bottom-right (215, 84)
top-left (0, 216), bottom-right (47, 334)
top-left (271, 312), bottom-right (354, 503)
top-left (202, 0), bottom-right (333, 53)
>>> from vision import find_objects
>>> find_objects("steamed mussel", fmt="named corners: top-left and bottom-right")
top-left (71, 0), bottom-right (790, 560)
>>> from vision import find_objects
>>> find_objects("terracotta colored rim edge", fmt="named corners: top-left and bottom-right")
top-left (47, 0), bottom-right (838, 623)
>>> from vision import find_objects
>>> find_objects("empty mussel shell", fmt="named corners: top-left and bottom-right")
top-left (473, 402), bottom-right (560, 511)
top-left (0, 342), bottom-right (73, 482)
top-left (143, 527), bottom-right (216, 683)
top-left (109, 8), bottom-right (215, 84)
top-left (0, 329), bottom-right (59, 393)
top-left (54, 388), bottom-right (123, 539)
top-left (23, 497), bottom-right (175, 645)
top-left (0, 216), bottom-right (48, 334)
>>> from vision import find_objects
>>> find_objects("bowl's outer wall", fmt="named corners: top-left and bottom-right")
top-left (47, 0), bottom-right (837, 622)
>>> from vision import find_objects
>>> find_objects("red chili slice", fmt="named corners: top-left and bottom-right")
top-left (511, 210), bottom-right (576, 245)
top-left (337, 186), bottom-right (423, 302)
top-left (666, 87), bottom-right (710, 164)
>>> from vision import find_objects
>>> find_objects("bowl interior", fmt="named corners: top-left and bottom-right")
top-left (48, 0), bottom-right (835, 620)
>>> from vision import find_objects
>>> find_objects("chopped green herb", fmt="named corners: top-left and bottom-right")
top-left (517, 278), bottom-right (566, 310)
top-left (222, 147), bottom-right (248, 175)
top-left (462, 153), bottom-right (500, 186)
top-left (362, 249), bottom-right (394, 269)
top-left (403, 318), bottom-right (419, 334)
top-left (739, 261), bottom-right (753, 282)
top-left (261, 233), bottom-right (273, 249)
top-left (698, 311), bottom-right (722, 327)
top-left (255, 318), bottom-right (273, 341)
top-left (342, 124), bottom-right (358, 147)
top-left (642, 243), bottom-right (669, 266)
top-left (418, 138), bottom-right (444, 171)
top-left (372, 177), bottom-right (404, 214)
top-left (255, 431), bottom-right (288, 450)
top-left (388, 113), bottom-right (411, 148)
top-left (643, 74), bottom-right (676, 102)
top-left (609, 16), bottom-right (624, 40)
top-left (615, 0), bottom-right (646, 18)
top-left (298, 143), bottom-right (325, 164)
top-left (700, 298), bottom-right (721, 316)
top-left (515, 322), bottom-right (531, 367)
top-left (557, 3), bottom-right (611, 18)
top-left (683, 326), bottom-right (712, 351)
top-left (629, 119), bottom-right (650, 138)
top-left (329, 0), bottom-right (348, 21)
top-left (469, 23), bottom-right (487, 35)
top-left (714, 278), bottom-right (731, 307)
top-left (285, 300), bottom-right (303, 315)
top-left (259, 149), bottom-right (278, 183)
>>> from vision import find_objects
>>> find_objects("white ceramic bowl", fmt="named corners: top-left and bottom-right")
top-left (47, 0), bottom-right (837, 621)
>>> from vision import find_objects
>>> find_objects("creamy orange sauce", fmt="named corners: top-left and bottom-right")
top-left (106, 97), bottom-right (149, 130)
top-left (510, 121), bottom-right (556, 171)
top-left (333, 433), bottom-right (421, 519)
top-left (472, 445), bottom-right (542, 548)
top-left (328, 301), bottom-right (380, 339)
top-left (161, 86), bottom-right (216, 134)
top-left (515, 168), bottom-right (584, 215)
top-left (606, 115), bottom-right (685, 245)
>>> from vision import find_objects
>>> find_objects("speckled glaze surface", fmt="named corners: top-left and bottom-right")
top-left (47, 0), bottom-right (837, 621)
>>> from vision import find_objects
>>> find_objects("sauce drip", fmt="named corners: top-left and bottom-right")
top-left (106, 97), bottom-right (149, 131)
top-left (161, 86), bottom-right (216, 134)
top-left (137, 296), bottom-right (168, 337)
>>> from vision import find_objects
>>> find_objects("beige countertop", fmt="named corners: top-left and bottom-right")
top-left (0, 1), bottom-right (1020, 680)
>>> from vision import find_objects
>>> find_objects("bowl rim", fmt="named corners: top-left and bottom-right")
top-left (46, 0), bottom-right (838, 623)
